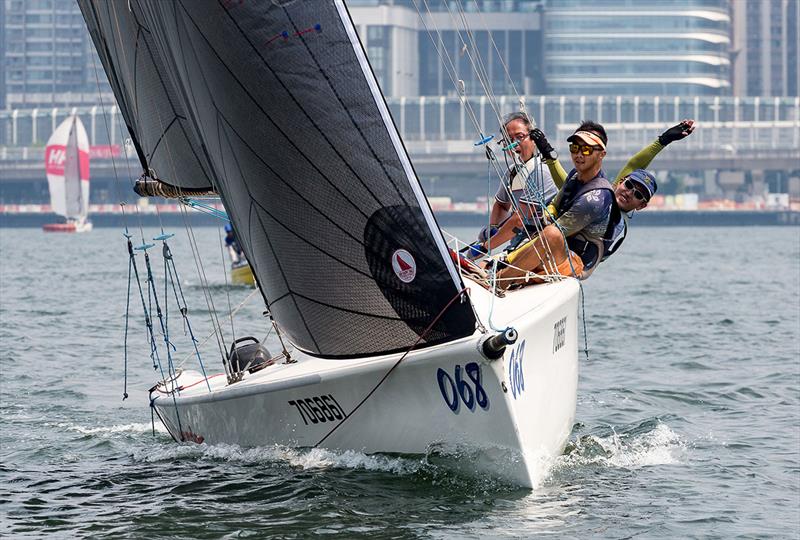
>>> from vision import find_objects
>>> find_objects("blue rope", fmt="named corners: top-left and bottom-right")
top-left (142, 250), bottom-right (178, 380)
top-left (126, 236), bottom-right (163, 375)
top-left (181, 197), bottom-right (230, 221)
top-left (129, 238), bottom-right (185, 440)
top-left (161, 239), bottom-right (213, 392)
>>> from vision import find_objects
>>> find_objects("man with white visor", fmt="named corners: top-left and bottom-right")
top-left (495, 121), bottom-right (614, 286)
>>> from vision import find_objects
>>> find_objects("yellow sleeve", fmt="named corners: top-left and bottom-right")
top-left (614, 139), bottom-right (664, 185)
top-left (544, 158), bottom-right (568, 189)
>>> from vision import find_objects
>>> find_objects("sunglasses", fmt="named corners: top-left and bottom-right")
top-left (497, 132), bottom-right (530, 147)
top-left (624, 178), bottom-right (649, 201)
top-left (569, 143), bottom-right (603, 156)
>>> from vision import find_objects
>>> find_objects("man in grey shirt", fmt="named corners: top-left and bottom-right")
top-left (468, 112), bottom-right (557, 259)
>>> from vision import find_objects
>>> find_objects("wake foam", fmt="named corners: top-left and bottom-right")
top-left (555, 422), bottom-right (686, 472)
top-left (58, 422), bottom-right (168, 436)
top-left (131, 442), bottom-right (424, 476)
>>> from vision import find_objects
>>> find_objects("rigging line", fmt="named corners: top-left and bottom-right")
top-left (413, 0), bottom-right (536, 252)
top-left (217, 229), bottom-right (237, 350)
top-left (126, 235), bottom-right (185, 438)
top-left (176, 287), bottom-right (259, 368)
top-left (436, 0), bottom-right (505, 131)
top-left (142, 249), bottom-right (179, 380)
top-left (467, 0), bottom-right (523, 104)
top-left (122, 254), bottom-right (133, 400)
top-left (179, 205), bottom-right (230, 375)
top-left (180, 2), bottom-right (403, 212)
top-left (162, 240), bottom-right (212, 391)
top-left (412, 0), bottom-right (523, 214)
top-left (448, 0), bottom-right (500, 114)
top-left (411, 0), bottom-right (485, 134)
top-left (411, 0), bottom-right (512, 185)
top-left (314, 288), bottom-right (468, 448)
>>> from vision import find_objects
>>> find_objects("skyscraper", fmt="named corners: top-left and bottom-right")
top-left (543, 0), bottom-right (731, 96)
top-left (3, 0), bottom-right (111, 107)
top-left (348, 0), bottom-right (545, 97)
top-left (731, 0), bottom-right (799, 96)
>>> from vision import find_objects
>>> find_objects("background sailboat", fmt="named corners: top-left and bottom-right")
top-left (43, 115), bottom-right (92, 233)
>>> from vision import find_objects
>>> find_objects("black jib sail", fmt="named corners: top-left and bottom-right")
top-left (80, 0), bottom-right (214, 191)
top-left (79, 0), bottom-right (476, 357)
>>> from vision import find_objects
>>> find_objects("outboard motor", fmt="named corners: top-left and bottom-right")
top-left (227, 337), bottom-right (274, 381)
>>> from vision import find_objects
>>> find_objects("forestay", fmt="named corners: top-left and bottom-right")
top-left (78, 0), bottom-right (476, 358)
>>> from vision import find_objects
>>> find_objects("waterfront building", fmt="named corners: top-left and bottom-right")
top-left (0, 0), bottom-right (6, 109)
top-left (731, 0), bottom-right (799, 97)
top-left (3, 0), bottom-right (112, 108)
top-left (542, 0), bottom-right (731, 96)
top-left (349, 0), bottom-right (545, 97)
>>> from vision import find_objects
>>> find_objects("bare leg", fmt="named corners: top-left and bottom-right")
top-left (496, 225), bottom-right (568, 288)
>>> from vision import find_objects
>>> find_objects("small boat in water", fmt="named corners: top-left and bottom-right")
top-left (80, 0), bottom-right (579, 487)
top-left (43, 115), bottom-right (92, 233)
top-left (225, 223), bottom-right (256, 287)
top-left (230, 261), bottom-right (255, 287)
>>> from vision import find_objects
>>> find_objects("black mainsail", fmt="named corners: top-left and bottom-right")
top-left (79, 0), bottom-right (476, 357)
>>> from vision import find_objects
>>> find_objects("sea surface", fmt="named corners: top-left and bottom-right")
top-left (1, 224), bottom-right (798, 539)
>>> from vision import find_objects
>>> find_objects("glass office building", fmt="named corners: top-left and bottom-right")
top-left (349, 0), bottom-right (545, 97)
top-left (543, 0), bottom-right (731, 96)
top-left (732, 0), bottom-right (799, 97)
top-left (3, 0), bottom-right (111, 107)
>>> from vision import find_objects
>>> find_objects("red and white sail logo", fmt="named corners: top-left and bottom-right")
top-left (392, 249), bottom-right (417, 283)
top-left (45, 145), bottom-right (67, 175)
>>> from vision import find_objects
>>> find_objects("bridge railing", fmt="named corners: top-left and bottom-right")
top-left (2, 95), bottom-right (798, 147)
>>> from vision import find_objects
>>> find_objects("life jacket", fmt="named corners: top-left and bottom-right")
top-left (600, 207), bottom-right (627, 262)
top-left (554, 170), bottom-right (614, 275)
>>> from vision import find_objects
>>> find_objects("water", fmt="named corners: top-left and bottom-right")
top-left (1, 225), bottom-right (798, 538)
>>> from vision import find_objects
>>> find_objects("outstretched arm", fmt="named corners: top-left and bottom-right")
top-left (615, 119), bottom-right (696, 184)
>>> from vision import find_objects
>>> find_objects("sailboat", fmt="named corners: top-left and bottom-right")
top-left (80, 0), bottom-right (580, 487)
top-left (43, 115), bottom-right (92, 233)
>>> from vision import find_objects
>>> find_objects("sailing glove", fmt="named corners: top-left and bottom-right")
top-left (466, 241), bottom-right (487, 260)
top-left (477, 225), bottom-right (498, 242)
top-left (658, 120), bottom-right (695, 146)
top-left (530, 128), bottom-right (557, 161)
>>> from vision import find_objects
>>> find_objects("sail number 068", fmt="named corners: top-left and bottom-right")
top-left (288, 394), bottom-right (345, 425)
top-left (437, 362), bottom-right (489, 413)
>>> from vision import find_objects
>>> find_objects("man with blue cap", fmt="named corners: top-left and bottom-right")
top-left (534, 119), bottom-right (694, 268)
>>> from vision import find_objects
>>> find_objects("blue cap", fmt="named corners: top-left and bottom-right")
top-left (628, 169), bottom-right (657, 200)
top-left (224, 222), bottom-right (233, 233)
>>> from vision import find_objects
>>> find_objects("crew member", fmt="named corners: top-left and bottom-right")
top-left (224, 223), bottom-right (244, 265)
top-left (495, 120), bottom-right (614, 287)
top-left (465, 112), bottom-right (558, 259)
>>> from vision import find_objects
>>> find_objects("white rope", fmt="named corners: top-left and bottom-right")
top-left (177, 286), bottom-right (260, 368)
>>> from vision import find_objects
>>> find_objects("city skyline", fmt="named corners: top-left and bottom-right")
top-left (1, 0), bottom-right (798, 109)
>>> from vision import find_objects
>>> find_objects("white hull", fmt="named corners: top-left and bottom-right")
top-left (152, 278), bottom-right (580, 487)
